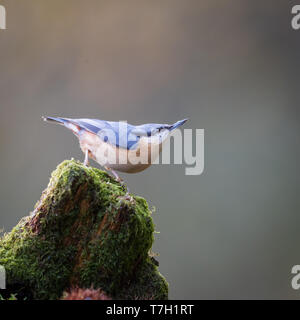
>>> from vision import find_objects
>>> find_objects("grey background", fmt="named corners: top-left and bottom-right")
top-left (0, 0), bottom-right (299, 299)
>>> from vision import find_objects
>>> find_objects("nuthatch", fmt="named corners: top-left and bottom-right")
top-left (43, 117), bottom-right (188, 182)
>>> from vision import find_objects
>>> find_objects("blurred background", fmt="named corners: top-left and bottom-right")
top-left (0, 0), bottom-right (299, 299)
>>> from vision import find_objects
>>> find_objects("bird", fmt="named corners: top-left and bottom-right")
top-left (43, 116), bottom-right (188, 183)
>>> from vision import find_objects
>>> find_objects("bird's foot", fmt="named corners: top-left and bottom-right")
top-left (105, 167), bottom-right (131, 195)
top-left (105, 167), bottom-right (122, 182)
top-left (83, 149), bottom-right (90, 167)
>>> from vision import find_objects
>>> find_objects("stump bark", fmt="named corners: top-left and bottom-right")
top-left (0, 160), bottom-right (168, 300)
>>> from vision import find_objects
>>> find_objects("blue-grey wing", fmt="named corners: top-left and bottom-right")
top-left (67, 118), bottom-right (140, 150)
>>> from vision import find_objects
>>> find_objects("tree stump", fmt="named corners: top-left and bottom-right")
top-left (0, 160), bottom-right (168, 300)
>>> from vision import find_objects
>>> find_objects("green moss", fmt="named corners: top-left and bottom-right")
top-left (0, 160), bottom-right (168, 300)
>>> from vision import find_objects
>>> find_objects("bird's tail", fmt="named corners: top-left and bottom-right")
top-left (169, 118), bottom-right (188, 131)
top-left (43, 116), bottom-right (81, 135)
top-left (42, 116), bottom-right (68, 125)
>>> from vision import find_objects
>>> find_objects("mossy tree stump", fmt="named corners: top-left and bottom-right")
top-left (0, 160), bottom-right (168, 300)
